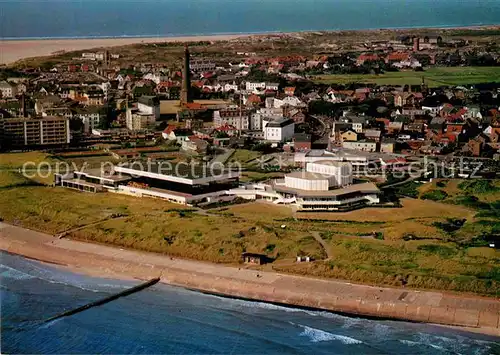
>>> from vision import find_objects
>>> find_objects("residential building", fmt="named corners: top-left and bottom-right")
top-left (137, 96), bottom-right (160, 120)
top-left (73, 106), bottom-right (104, 133)
top-left (162, 126), bottom-right (193, 143)
top-left (342, 140), bottom-right (377, 152)
top-left (245, 81), bottom-right (266, 92)
top-left (251, 107), bottom-right (282, 131)
top-left (364, 129), bottom-right (382, 142)
top-left (0, 116), bottom-right (70, 147)
top-left (380, 139), bottom-right (396, 153)
top-left (181, 137), bottom-right (209, 154)
top-left (341, 129), bottom-right (358, 142)
top-left (293, 133), bottom-right (312, 151)
top-left (190, 59), bottom-right (216, 73)
top-left (263, 118), bottom-right (295, 143)
top-left (126, 108), bottom-right (156, 130)
top-left (0, 81), bottom-right (17, 98)
top-left (213, 106), bottom-right (252, 131)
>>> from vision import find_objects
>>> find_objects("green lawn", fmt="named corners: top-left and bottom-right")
top-left (314, 67), bottom-right (500, 87)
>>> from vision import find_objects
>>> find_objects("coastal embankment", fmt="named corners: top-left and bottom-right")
top-left (0, 222), bottom-right (498, 336)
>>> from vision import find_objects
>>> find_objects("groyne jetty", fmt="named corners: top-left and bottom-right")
top-left (43, 278), bottom-right (160, 323)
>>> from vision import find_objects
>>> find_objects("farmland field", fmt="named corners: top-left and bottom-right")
top-left (313, 66), bottom-right (500, 87)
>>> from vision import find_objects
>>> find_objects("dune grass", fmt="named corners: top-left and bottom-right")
top-left (1, 152), bottom-right (498, 296)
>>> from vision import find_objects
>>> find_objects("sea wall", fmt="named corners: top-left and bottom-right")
top-left (159, 268), bottom-right (499, 330)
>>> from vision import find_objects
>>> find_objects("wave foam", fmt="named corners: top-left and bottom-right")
top-left (0, 265), bottom-right (35, 280)
top-left (298, 325), bottom-right (363, 345)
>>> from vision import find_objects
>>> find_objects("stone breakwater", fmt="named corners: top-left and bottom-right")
top-left (0, 222), bottom-right (498, 336)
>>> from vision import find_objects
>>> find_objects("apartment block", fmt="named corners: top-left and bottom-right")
top-left (0, 116), bottom-right (70, 147)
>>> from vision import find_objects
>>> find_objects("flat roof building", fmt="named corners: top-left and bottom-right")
top-left (1, 116), bottom-right (70, 148)
top-left (56, 162), bottom-right (241, 206)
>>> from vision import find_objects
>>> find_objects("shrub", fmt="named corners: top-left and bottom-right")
top-left (436, 180), bottom-right (448, 188)
top-left (452, 195), bottom-right (490, 210)
top-left (417, 244), bottom-right (456, 258)
top-left (458, 180), bottom-right (498, 194)
top-left (374, 232), bottom-right (384, 240)
top-left (433, 218), bottom-right (466, 233)
top-left (396, 182), bottom-right (420, 198)
top-left (264, 243), bottom-right (276, 252)
top-left (421, 190), bottom-right (448, 201)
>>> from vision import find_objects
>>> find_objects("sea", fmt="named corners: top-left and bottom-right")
top-left (1, 0), bottom-right (500, 40)
top-left (1, 251), bottom-right (499, 354)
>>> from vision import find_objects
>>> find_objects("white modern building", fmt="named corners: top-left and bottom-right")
top-left (56, 163), bottom-right (240, 206)
top-left (228, 160), bottom-right (380, 211)
top-left (263, 118), bottom-right (295, 143)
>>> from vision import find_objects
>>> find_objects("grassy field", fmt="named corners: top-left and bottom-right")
top-left (228, 149), bottom-right (263, 165)
top-left (313, 67), bottom-right (500, 87)
top-left (0, 152), bottom-right (498, 296)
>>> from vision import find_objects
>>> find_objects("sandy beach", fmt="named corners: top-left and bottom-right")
top-left (1, 222), bottom-right (499, 337)
top-left (0, 34), bottom-right (246, 65)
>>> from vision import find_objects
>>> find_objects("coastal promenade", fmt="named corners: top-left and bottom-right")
top-left (1, 222), bottom-right (499, 336)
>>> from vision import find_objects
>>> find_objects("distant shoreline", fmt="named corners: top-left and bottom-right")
top-left (1, 23), bottom-right (499, 41)
top-left (1, 24), bottom-right (499, 65)
top-left (1, 221), bottom-right (499, 337)
top-left (0, 34), bottom-right (245, 65)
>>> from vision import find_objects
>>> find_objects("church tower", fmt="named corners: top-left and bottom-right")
top-left (180, 45), bottom-right (193, 105)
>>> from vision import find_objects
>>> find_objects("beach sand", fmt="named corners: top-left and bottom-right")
top-left (0, 34), bottom-right (246, 65)
top-left (1, 221), bottom-right (499, 337)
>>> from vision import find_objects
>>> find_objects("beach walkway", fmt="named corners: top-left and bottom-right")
top-left (1, 222), bottom-right (499, 336)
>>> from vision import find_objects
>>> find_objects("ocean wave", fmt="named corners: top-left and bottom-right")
top-left (221, 296), bottom-right (352, 321)
top-left (0, 265), bottom-right (36, 280)
top-left (0, 257), bottom-right (130, 294)
top-left (38, 318), bottom-right (62, 330)
top-left (297, 324), bottom-right (363, 345)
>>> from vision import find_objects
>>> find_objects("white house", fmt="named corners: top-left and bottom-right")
top-left (272, 96), bottom-right (305, 109)
top-left (223, 83), bottom-right (239, 92)
top-left (73, 106), bottom-right (104, 133)
top-left (143, 73), bottom-right (169, 85)
top-left (263, 118), bottom-right (295, 143)
top-left (422, 105), bottom-right (443, 116)
top-left (245, 81), bottom-right (266, 92)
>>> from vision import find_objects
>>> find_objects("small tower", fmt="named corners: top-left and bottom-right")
top-left (413, 37), bottom-right (420, 52)
top-left (180, 45), bottom-right (193, 105)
